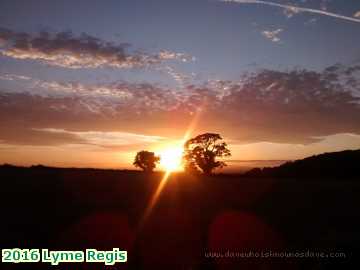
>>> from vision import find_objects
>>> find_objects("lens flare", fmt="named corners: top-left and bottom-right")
top-left (159, 147), bottom-right (183, 172)
top-left (138, 103), bottom-right (205, 230)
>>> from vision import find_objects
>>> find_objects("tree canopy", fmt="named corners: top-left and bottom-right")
top-left (133, 150), bottom-right (160, 172)
top-left (183, 133), bottom-right (231, 175)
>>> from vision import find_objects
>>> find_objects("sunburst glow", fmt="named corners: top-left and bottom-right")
top-left (159, 146), bottom-right (184, 172)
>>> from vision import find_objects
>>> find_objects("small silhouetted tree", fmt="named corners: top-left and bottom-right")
top-left (183, 133), bottom-right (231, 175)
top-left (133, 151), bottom-right (160, 172)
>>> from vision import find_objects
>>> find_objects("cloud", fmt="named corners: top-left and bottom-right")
top-left (261, 28), bottom-right (283, 42)
top-left (34, 128), bottom-right (164, 150)
top-left (0, 73), bottom-right (32, 81)
top-left (221, 0), bottom-right (360, 23)
top-left (0, 28), bottom-right (192, 69)
top-left (282, 6), bottom-right (301, 18)
top-left (304, 17), bottom-right (318, 26)
top-left (0, 127), bottom-right (87, 146)
top-left (213, 67), bottom-right (360, 143)
top-left (1, 63), bottom-right (360, 145)
top-left (354, 11), bottom-right (360, 18)
top-left (157, 65), bottom-right (194, 88)
top-left (0, 74), bottom-right (187, 112)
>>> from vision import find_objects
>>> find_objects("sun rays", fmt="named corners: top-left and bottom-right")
top-left (159, 146), bottom-right (184, 172)
top-left (138, 104), bottom-right (205, 229)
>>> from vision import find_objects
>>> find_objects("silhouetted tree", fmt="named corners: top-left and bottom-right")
top-left (133, 151), bottom-right (160, 172)
top-left (183, 160), bottom-right (201, 175)
top-left (183, 133), bottom-right (231, 175)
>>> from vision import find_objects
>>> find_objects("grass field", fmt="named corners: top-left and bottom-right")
top-left (1, 166), bottom-right (359, 269)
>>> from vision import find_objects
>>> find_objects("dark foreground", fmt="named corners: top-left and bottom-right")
top-left (1, 166), bottom-right (360, 269)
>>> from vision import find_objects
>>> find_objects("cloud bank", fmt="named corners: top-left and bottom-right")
top-left (0, 28), bottom-right (191, 69)
top-left (1, 63), bottom-right (359, 146)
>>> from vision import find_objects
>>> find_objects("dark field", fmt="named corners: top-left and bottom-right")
top-left (1, 166), bottom-right (360, 269)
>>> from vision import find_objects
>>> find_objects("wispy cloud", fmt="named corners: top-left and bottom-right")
top-left (304, 18), bottom-right (318, 26)
top-left (34, 128), bottom-right (164, 149)
top-left (221, 0), bottom-right (360, 23)
top-left (0, 28), bottom-right (192, 69)
top-left (261, 28), bottom-right (283, 42)
top-left (157, 65), bottom-right (195, 88)
top-left (282, 5), bottom-right (301, 18)
top-left (0, 73), bottom-right (32, 81)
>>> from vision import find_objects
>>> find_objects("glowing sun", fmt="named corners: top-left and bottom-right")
top-left (158, 146), bottom-right (184, 172)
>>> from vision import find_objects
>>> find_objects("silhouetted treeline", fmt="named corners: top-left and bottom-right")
top-left (2, 149), bottom-right (360, 179)
top-left (245, 149), bottom-right (360, 179)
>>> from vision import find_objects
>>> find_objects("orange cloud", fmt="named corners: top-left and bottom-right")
top-left (1, 63), bottom-right (360, 145)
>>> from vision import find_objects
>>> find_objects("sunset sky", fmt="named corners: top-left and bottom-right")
top-left (1, 0), bottom-right (360, 170)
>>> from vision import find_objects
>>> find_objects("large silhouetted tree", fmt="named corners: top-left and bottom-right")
top-left (133, 150), bottom-right (160, 172)
top-left (183, 133), bottom-right (231, 175)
